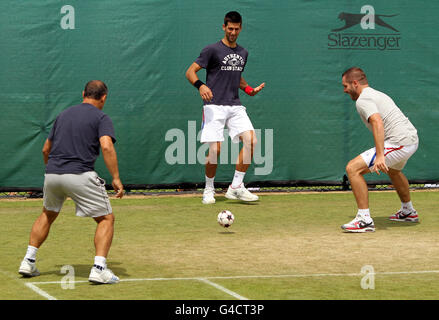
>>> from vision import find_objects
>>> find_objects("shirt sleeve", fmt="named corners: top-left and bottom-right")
top-left (47, 117), bottom-right (58, 141)
top-left (99, 114), bottom-right (116, 143)
top-left (194, 45), bottom-right (212, 69)
top-left (356, 97), bottom-right (379, 122)
top-left (242, 49), bottom-right (248, 73)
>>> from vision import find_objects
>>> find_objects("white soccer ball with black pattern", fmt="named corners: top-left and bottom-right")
top-left (217, 210), bottom-right (234, 228)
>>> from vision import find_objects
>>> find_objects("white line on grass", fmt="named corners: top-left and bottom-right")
top-left (30, 269), bottom-right (439, 286)
top-left (197, 278), bottom-right (249, 300)
top-left (24, 282), bottom-right (57, 300)
top-left (0, 267), bottom-right (58, 300)
top-left (26, 269), bottom-right (439, 300)
top-left (0, 269), bottom-right (56, 300)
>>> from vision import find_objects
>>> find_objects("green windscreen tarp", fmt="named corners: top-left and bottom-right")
top-left (0, 1), bottom-right (438, 188)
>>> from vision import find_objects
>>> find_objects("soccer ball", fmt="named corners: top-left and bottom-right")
top-left (217, 210), bottom-right (234, 228)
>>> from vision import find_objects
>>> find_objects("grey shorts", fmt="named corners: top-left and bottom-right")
top-left (43, 171), bottom-right (112, 218)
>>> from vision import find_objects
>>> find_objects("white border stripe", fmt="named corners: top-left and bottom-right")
top-left (30, 269), bottom-right (439, 285)
top-left (25, 282), bottom-right (57, 300)
top-left (0, 267), bottom-right (57, 300)
top-left (197, 278), bottom-right (249, 300)
top-left (26, 269), bottom-right (439, 300)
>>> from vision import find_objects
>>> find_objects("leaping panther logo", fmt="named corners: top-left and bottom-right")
top-left (228, 58), bottom-right (240, 67)
top-left (332, 11), bottom-right (399, 32)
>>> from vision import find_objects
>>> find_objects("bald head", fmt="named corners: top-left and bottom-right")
top-left (83, 80), bottom-right (108, 100)
top-left (82, 80), bottom-right (108, 109)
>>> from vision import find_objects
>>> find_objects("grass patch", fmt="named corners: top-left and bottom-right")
top-left (1, 190), bottom-right (438, 300)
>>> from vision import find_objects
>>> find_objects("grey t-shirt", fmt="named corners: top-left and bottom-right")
top-left (46, 103), bottom-right (116, 174)
top-left (356, 87), bottom-right (418, 145)
top-left (195, 40), bottom-right (248, 106)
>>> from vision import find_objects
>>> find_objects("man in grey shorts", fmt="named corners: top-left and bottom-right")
top-left (18, 80), bottom-right (124, 284)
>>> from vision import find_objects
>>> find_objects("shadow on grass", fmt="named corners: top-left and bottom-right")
top-left (218, 230), bottom-right (236, 235)
top-left (339, 215), bottom-right (420, 233)
top-left (373, 216), bottom-right (420, 230)
top-left (36, 262), bottom-right (129, 279)
top-left (215, 197), bottom-right (260, 205)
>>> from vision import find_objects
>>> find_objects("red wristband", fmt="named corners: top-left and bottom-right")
top-left (244, 85), bottom-right (254, 95)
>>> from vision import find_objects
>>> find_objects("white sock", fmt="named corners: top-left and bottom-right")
top-left (94, 256), bottom-right (107, 270)
top-left (358, 209), bottom-right (372, 222)
top-left (205, 176), bottom-right (215, 189)
top-left (231, 170), bottom-right (246, 188)
top-left (25, 245), bottom-right (38, 262)
top-left (401, 201), bottom-right (414, 213)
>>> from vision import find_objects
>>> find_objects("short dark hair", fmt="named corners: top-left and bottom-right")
top-left (83, 80), bottom-right (108, 100)
top-left (224, 11), bottom-right (242, 26)
top-left (342, 67), bottom-right (368, 84)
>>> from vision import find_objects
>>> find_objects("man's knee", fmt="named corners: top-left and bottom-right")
top-left (42, 207), bottom-right (59, 224)
top-left (387, 167), bottom-right (401, 176)
top-left (387, 168), bottom-right (406, 181)
top-left (206, 143), bottom-right (221, 165)
top-left (346, 157), bottom-right (369, 176)
top-left (345, 160), bottom-right (357, 176)
top-left (208, 142), bottom-right (221, 156)
top-left (241, 131), bottom-right (257, 148)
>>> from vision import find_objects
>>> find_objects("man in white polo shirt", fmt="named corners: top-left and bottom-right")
top-left (341, 67), bottom-right (419, 233)
top-left (185, 11), bottom-right (265, 204)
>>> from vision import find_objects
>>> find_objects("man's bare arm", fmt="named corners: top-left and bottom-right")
top-left (186, 62), bottom-right (213, 102)
top-left (100, 135), bottom-right (124, 198)
top-left (42, 139), bottom-right (52, 165)
top-left (369, 113), bottom-right (388, 174)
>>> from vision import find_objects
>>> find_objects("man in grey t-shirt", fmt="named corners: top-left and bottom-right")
top-left (186, 11), bottom-right (265, 204)
top-left (340, 67), bottom-right (419, 233)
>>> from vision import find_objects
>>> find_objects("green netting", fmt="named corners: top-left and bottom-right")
top-left (1, 1), bottom-right (438, 188)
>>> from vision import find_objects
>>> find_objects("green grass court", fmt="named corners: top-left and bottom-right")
top-left (1, 190), bottom-right (439, 300)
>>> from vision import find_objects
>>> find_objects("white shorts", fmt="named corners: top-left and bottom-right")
top-left (360, 142), bottom-right (418, 171)
top-left (43, 171), bottom-right (112, 218)
top-left (201, 104), bottom-right (254, 143)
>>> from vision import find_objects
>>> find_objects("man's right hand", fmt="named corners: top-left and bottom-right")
top-left (372, 155), bottom-right (389, 175)
top-left (112, 178), bottom-right (124, 198)
top-left (199, 85), bottom-right (213, 102)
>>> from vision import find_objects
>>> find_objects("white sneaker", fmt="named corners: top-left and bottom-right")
top-left (389, 210), bottom-right (419, 222)
top-left (341, 215), bottom-right (375, 233)
top-left (202, 187), bottom-right (216, 204)
top-left (18, 259), bottom-right (40, 277)
top-left (225, 184), bottom-right (259, 202)
top-left (88, 266), bottom-right (120, 284)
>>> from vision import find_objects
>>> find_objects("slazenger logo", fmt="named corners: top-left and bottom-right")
top-left (328, 5), bottom-right (401, 51)
top-left (221, 54), bottom-right (245, 71)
